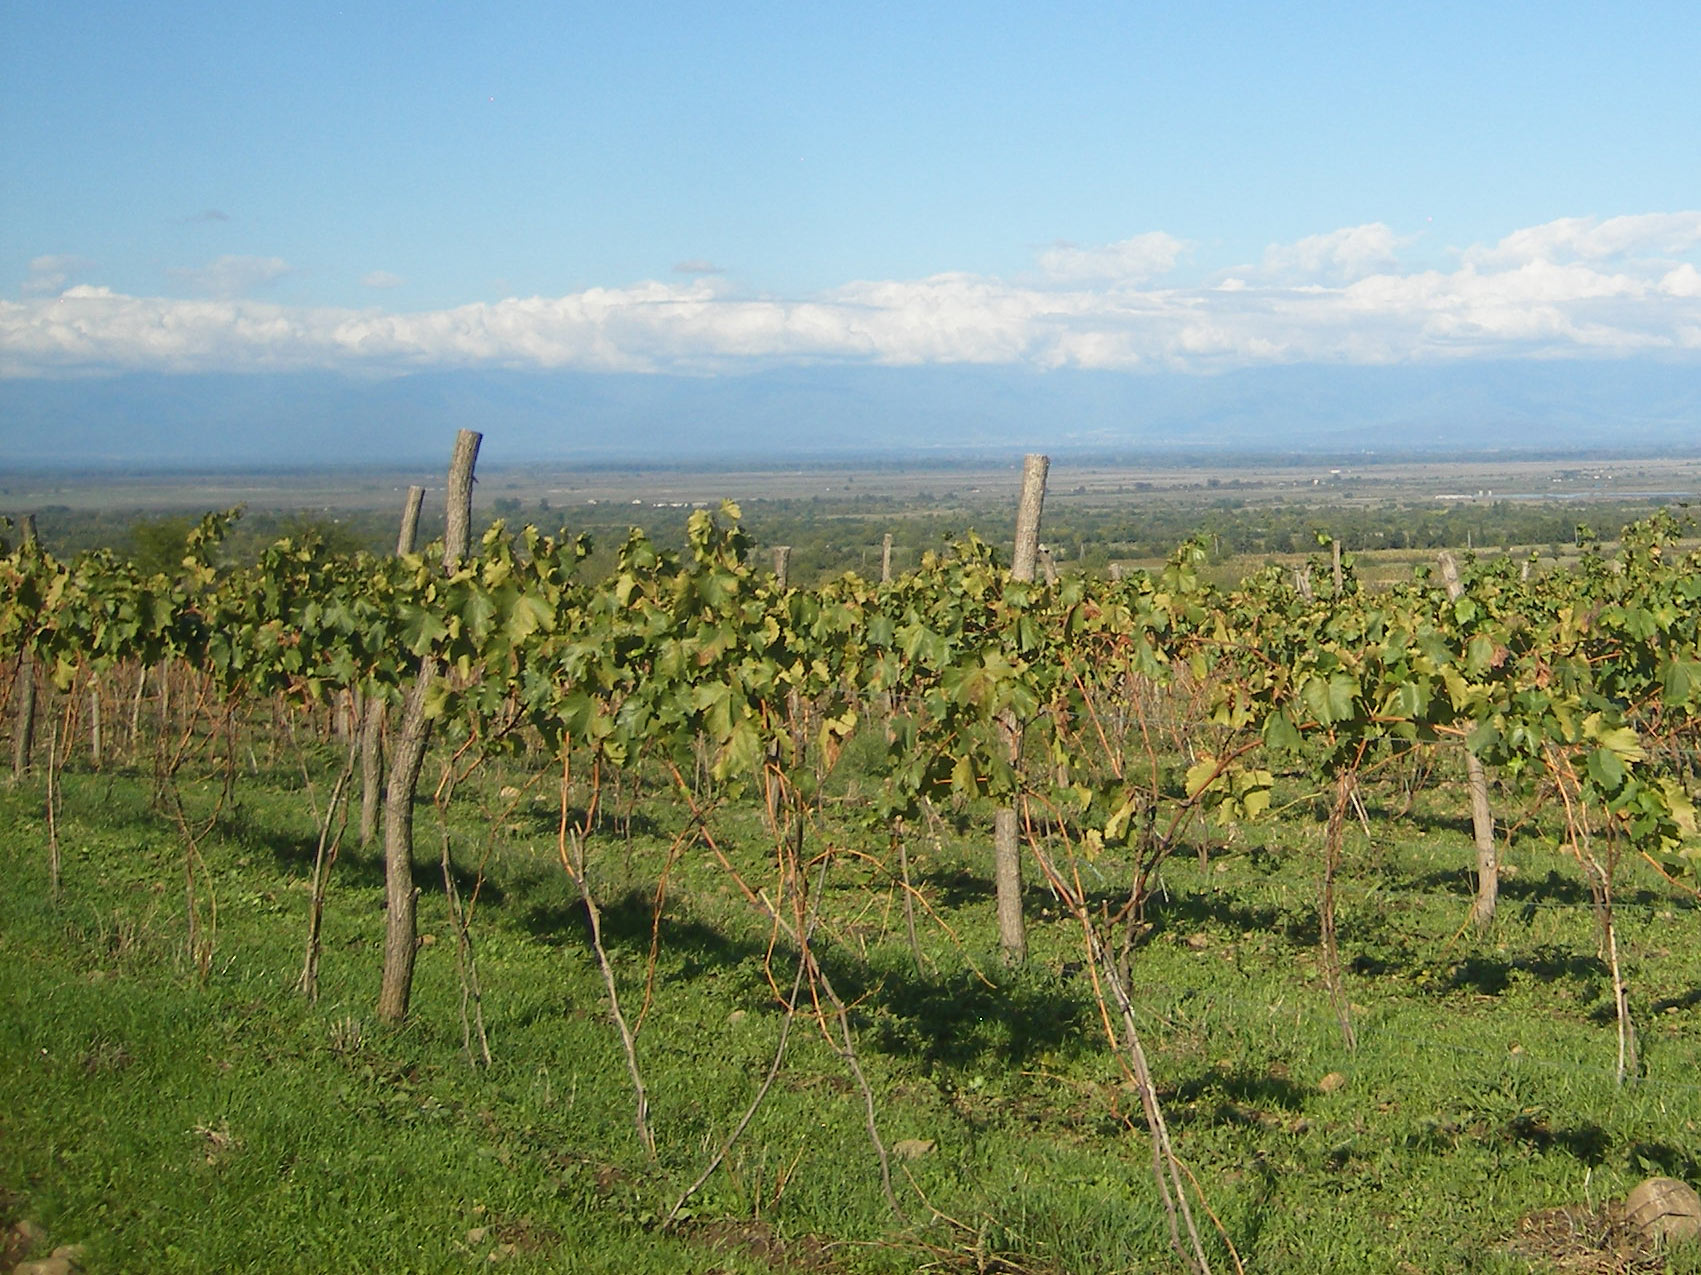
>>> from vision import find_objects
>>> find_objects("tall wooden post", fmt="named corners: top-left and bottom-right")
top-left (88, 676), bottom-right (102, 769)
top-left (12, 514), bottom-right (38, 780)
top-left (772, 546), bottom-right (791, 589)
top-left (880, 533), bottom-right (893, 584)
top-left (379, 441), bottom-right (479, 1023)
top-left (1010, 455), bottom-right (1048, 582)
top-left (362, 485), bottom-right (425, 846)
top-left (1439, 551), bottom-right (1498, 930)
top-left (398, 483), bottom-right (424, 558)
top-left (995, 454), bottom-right (1048, 965)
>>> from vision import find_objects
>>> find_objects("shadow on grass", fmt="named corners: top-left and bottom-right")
top-left (1627, 1140), bottom-right (1701, 1180)
top-left (1163, 1063), bottom-right (1313, 1126)
top-left (236, 806), bottom-right (509, 905)
top-left (1399, 1114), bottom-right (1612, 1165)
top-left (1651, 987), bottom-right (1701, 1014)
top-left (1396, 865), bottom-right (1697, 914)
top-left (864, 966), bottom-right (1094, 1071)
top-left (1501, 1114), bottom-right (1612, 1164)
top-left (1133, 892), bottom-right (1321, 948)
top-left (1345, 945), bottom-right (1608, 1001)
top-left (1380, 807), bottom-right (1486, 841)
top-left (517, 884), bottom-right (1097, 1073)
top-left (255, 827), bottom-right (388, 889)
top-left (504, 803), bottom-right (668, 842)
top-left (908, 865), bottom-right (998, 912)
top-left (1446, 949), bottom-right (1607, 995)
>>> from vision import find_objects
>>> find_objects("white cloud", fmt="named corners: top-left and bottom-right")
top-left (1257, 223), bottom-right (1407, 283)
top-left (21, 254), bottom-right (95, 297)
top-left (1037, 232), bottom-right (1187, 283)
top-left (1465, 212), bottom-right (1701, 268)
top-left (1660, 263), bottom-right (1701, 298)
top-left (165, 254), bottom-right (292, 299)
top-left (5, 215), bottom-right (1700, 378)
top-left (361, 270), bottom-right (406, 289)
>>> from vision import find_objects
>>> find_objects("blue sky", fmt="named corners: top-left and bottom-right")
top-left (3, 1), bottom-right (1699, 392)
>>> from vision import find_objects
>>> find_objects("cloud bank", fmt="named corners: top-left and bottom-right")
top-left (163, 254), bottom-right (292, 299)
top-left (4, 215), bottom-right (1699, 379)
top-left (21, 255), bottom-right (96, 297)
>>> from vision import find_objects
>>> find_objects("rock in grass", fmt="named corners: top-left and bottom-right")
top-left (893, 1138), bottom-right (936, 1160)
top-left (1625, 1177), bottom-right (1701, 1245)
top-left (8, 1221), bottom-right (46, 1250)
top-left (14, 1250), bottom-right (83, 1275)
top-left (1317, 1071), bottom-right (1348, 1094)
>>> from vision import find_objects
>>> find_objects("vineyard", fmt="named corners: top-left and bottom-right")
top-left (3, 438), bottom-right (1700, 1274)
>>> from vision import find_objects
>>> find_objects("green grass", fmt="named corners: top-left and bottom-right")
top-left (3, 750), bottom-right (1700, 1274)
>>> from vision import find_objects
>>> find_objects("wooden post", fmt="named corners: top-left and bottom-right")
top-left (88, 675), bottom-right (102, 770)
top-left (1010, 455), bottom-right (1048, 582)
top-left (1439, 550), bottom-right (1498, 930)
top-left (880, 533), bottom-right (893, 584)
top-left (398, 484), bottom-right (424, 558)
top-left (771, 545), bottom-right (791, 589)
top-left (361, 485), bottom-right (425, 846)
top-left (12, 514), bottom-right (38, 780)
top-left (995, 454), bottom-right (1048, 965)
top-left (1332, 539), bottom-right (1344, 595)
top-left (379, 442), bottom-right (479, 1023)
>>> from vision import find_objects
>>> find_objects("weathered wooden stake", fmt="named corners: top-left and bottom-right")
top-left (398, 483), bottom-right (424, 557)
top-left (1010, 455), bottom-right (1048, 582)
top-left (379, 442), bottom-right (479, 1023)
top-left (1439, 551), bottom-right (1498, 930)
top-left (88, 675), bottom-right (102, 769)
top-left (995, 453), bottom-right (1048, 965)
top-left (880, 533), bottom-right (893, 584)
top-left (772, 545), bottom-right (791, 589)
top-left (12, 514), bottom-right (38, 780)
top-left (361, 485), bottom-right (425, 846)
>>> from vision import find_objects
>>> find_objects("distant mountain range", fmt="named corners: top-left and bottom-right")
top-left (1, 359), bottom-right (1696, 468)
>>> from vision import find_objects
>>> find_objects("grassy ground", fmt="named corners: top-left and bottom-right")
top-left (3, 746), bottom-right (1700, 1274)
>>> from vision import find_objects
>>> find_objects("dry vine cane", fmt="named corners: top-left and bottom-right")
top-left (1545, 745), bottom-right (1638, 1085)
top-left (558, 749), bottom-right (656, 1159)
top-left (1021, 810), bottom-right (1228, 1275)
top-left (661, 868), bottom-right (822, 1228)
top-left (297, 741), bottom-right (356, 1001)
top-left (668, 760), bottom-right (909, 1222)
top-left (1320, 764), bottom-right (1360, 1053)
top-left (432, 751), bottom-right (492, 1068)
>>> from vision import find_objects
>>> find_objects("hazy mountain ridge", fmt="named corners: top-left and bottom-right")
top-left (2, 360), bottom-right (1696, 468)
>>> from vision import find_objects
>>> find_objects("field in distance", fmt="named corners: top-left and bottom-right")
top-left (4, 451), bottom-right (1698, 585)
